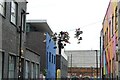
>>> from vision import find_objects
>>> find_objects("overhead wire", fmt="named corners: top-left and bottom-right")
top-left (59, 13), bottom-right (120, 32)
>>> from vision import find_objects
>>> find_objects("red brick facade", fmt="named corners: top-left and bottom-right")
top-left (68, 67), bottom-right (100, 78)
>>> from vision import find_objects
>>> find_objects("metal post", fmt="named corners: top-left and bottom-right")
top-left (58, 39), bottom-right (62, 79)
top-left (71, 54), bottom-right (72, 78)
top-left (95, 50), bottom-right (98, 79)
top-left (18, 12), bottom-right (29, 80)
top-left (100, 36), bottom-right (102, 79)
top-left (58, 39), bottom-right (62, 55)
top-left (18, 12), bottom-right (23, 80)
top-left (58, 39), bottom-right (62, 69)
top-left (91, 67), bottom-right (93, 78)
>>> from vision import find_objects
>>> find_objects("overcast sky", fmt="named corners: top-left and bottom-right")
top-left (26, 0), bottom-right (110, 50)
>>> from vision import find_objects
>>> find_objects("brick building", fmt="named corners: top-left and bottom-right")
top-left (0, 0), bottom-right (27, 79)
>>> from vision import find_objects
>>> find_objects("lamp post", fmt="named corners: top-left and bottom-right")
top-left (18, 11), bottom-right (29, 79)
top-left (71, 54), bottom-right (72, 77)
top-left (91, 66), bottom-right (93, 78)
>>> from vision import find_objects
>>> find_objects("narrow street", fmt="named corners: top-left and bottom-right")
top-left (0, 0), bottom-right (120, 80)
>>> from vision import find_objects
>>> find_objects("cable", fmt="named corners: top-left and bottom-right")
top-left (56, 13), bottom-right (120, 32)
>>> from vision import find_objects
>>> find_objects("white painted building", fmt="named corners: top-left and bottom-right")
top-left (65, 50), bottom-right (100, 68)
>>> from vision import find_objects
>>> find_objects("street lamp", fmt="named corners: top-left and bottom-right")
top-left (18, 11), bottom-right (29, 79)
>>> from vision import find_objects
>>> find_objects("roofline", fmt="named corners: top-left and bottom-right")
top-left (26, 19), bottom-right (47, 23)
top-left (65, 50), bottom-right (100, 52)
top-left (5, 0), bottom-right (28, 2)
top-left (26, 19), bottom-right (53, 35)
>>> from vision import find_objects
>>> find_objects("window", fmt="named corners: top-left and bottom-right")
top-left (49, 52), bottom-right (51, 62)
top-left (109, 21), bottom-right (112, 39)
top-left (47, 52), bottom-right (48, 69)
top-left (31, 62), bottom-right (36, 79)
top-left (0, 52), bottom-right (3, 80)
top-left (35, 64), bottom-right (39, 79)
top-left (25, 61), bottom-right (29, 79)
top-left (0, 52), bottom-right (2, 80)
top-left (33, 63), bottom-right (36, 78)
top-left (21, 10), bottom-right (26, 32)
top-left (52, 54), bottom-right (53, 63)
top-left (26, 24), bottom-right (30, 32)
top-left (112, 15), bottom-right (114, 36)
top-left (54, 56), bottom-right (55, 64)
top-left (0, 0), bottom-right (5, 16)
top-left (115, 7), bottom-right (118, 31)
top-left (105, 32), bottom-right (106, 46)
top-left (8, 55), bottom-right (16, 78)
top-left (105, 32), bottom-right (107, 46)
top-left (31, 62), bottom-right (34, 79)
top-left (103, 35), bottom-right (105, 48)
top-left (106, 28), bottom-right (108, 45)
top-left (10, 0), bottom-right (17, 24)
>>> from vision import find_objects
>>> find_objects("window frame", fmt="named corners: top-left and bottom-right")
top-left (35, 64), bottom-right (39, 79)
top-left (112, 15), bottom-right (114, 36)
top-left (21, 10), bottom-right (26, 32)
top-left (106, 28), bottom-right (108, 45)
top-left (54, 56), bottom-right (55, 64)
top-left (109, 20), bottom-right (111, 40)
top-left (115, 7), bottom-right (118, 31)
top-left (10, 0), bottom-right (17, 25)
top-left (52, 54), bottom-right (53, 63)
top-left (0, 0), bottom-right (5, 16)
top-left (33, 63), bottom-right (36, 78)
top-left (49, 52), bottom-right (51, 62)
top-left (0, 51), bottom-right (4, 80)
top-left (105, 32), bottom-right (106, 46)
top-left (25, 60), bottom-right (30, 79)
top-left (47, 52), bottom-right (48, 69)
top-left (31, 62), bottom-right (35, 79)
top-left (8, 54), bottom-right (16, 78)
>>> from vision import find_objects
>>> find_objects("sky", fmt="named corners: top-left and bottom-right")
top-left (26, 0), bottom-right (110, 50)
